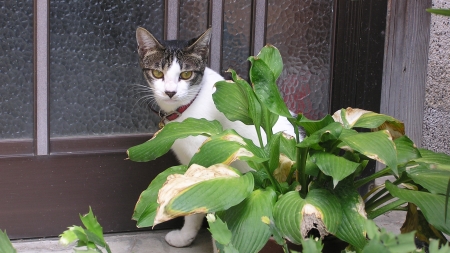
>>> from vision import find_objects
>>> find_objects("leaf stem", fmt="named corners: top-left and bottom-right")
top-left (255, 125), bottom-right (264, 148)
top-left (365, 193), bottom-right (395, 212)
top-left (297, 147), bottom-right (309, 197)
top-left (287, 117), bottom-right (300, 143)
top-left (263, 161), bottom-right (282, 193)
top-left (263, 109), bottom-right (273, 143)
top-left (282, 243), bottom-right (290, 253)
top-left (367, 199), bottom-right (407, 219)
top-left (364, 187), bottom-right (389, 208)
top-left (354, 167), bottom-right (391, 189)
top-left (364, 176), bottom-right (412, 206)
top-left (362, 183), bottom-right (386, 201)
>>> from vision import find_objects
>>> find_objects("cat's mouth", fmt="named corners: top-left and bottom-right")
top-left (163, 97), bottom-right (178, 102)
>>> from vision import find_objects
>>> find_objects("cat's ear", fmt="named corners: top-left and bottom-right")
top-left (136, 27), bottom-right (164, 57)
top-left (185, 28), bottom-right (212, 60)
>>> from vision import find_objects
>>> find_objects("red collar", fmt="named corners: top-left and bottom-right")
top-left (165, 102), bottom-right (192, 121)
top-left (152, 98), bottom-right (196, 128)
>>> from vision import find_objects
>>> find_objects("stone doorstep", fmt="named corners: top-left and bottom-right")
top-left (11, 229), bottom-right (214, 253)
top-left (11, 213), bottom-right (404, 253)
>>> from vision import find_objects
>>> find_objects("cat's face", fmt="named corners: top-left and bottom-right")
top-left (136, 27), bottom-right (211, 112)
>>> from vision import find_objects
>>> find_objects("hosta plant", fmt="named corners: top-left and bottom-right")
top-left (60, 207), bottom-right (112, 253)
top-left (128, 45), bottom-right (450, 253)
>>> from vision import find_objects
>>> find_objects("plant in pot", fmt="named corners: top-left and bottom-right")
top-left (127, 45), bottom-right (450, 253)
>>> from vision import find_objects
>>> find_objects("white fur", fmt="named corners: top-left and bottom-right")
top-left (154, 66), bottom-right (298, 247)
top-left (151, 58), bottom-right (201, 113)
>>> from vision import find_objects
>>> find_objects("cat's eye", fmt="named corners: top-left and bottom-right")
top-left (180, 71), bottom-right (193, 80)
top-left (151, 69), bottom-right (164, 79)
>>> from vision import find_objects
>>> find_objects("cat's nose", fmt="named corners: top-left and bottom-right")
top-left (165, 91), bottom-right (176, 98)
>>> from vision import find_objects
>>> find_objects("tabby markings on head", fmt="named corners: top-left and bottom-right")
top-left (135, 27), bottom-right (212, 120)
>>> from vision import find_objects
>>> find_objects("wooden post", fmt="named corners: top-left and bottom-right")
top-left (380, 0), bottom-right (432, 146)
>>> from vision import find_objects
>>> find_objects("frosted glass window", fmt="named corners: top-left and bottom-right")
top-left (179, 0), bottom-right (209, 40)
top-left (0, 1), bottom-right (34, 139)
top-left (222, 0), bottom-right (253, 80)
top-left (49, 1), bottom-right (164, 137)
top-left (267, 0), bottom-right (332, 119)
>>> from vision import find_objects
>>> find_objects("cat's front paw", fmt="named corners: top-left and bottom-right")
top-left (165, 229), bottom-right (196, 247)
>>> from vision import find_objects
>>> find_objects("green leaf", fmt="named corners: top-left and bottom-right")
top-left (333, 182), bottom-right (368, 250)
top-left (71, 227), bottom-right (89, 246)
top-left (352, 112), bottom-right (403, 130)
top-left (339, 130), bottom-right (398, 175)
top-left (262, 216), bottom-right (286, 246)
top-left (74, 249), bottom-right (100, 253)
top-left (429, 239), bottom-right (450, 253)
top-left (168, 172), bottom-right (254, 212)
top-left (305, 160), bottom-right (320, 177)
top-left (83, 230), bottom-right (107, 250)
top-left (266, 133), bottom-right (281, 173)
top-left (189, 130), bottom-right (267, 168)
top-left (394, 136), bottom-right (421, 165)
top-left (132, 165), bottom-right (188, 227)
top-left (427, 8), bottom-right (450, 16)
top-left (256, 44), bottom-right (283, 80)
top-left (60, 208), bottom-right (111, 253)
top-left (0, 230), bottom-right (16, 253)
top-left (385, 181), bottom-right (450, 234)
top-left (333, 108), bottom-right (405, 138)
top-left (273, 189), bottom-right (342, 245)
top-left (273, 191), bottom-right (304, 244)
top-left (127, 118), bottom-right (223, 162)
top-left (60, 226), bottom-right (84, 246)
top-left (300, 237), bottom-right (324, 253)
top-left (233, 56), bottom-right (279, 136)
top-left (213, 80), bottom-right (253, 125)
top-left (220, 188), bottom-right (277, 253)
top-left (297, 114), bottom-right (335, 136)
top-left (414, 148), bottom-right (450, 171)
top-left (249, 56), bottom-right (292, 119)
top-left (206, 213), bottom-right (232, 245)
top-left (406, 163), bottom-right (450, 195)
top-left (297, 122), bottom-right (343, 149)
top-left (279, 132), bottom-right (297, 161)
top-left (229, 69), bottom-right (263, 131)
top-left (261, 106), bottom-right (280, 136)
top-left (153, 165), bottom-right (248, 224)
top-left (310, 151), bottom-right (361, 187)
top-left (79, 207), bottom-right (105, 247)
top-left (363, 219), bottom-right (417, 253)
top-left (303, 189), bottom-right (342, 235)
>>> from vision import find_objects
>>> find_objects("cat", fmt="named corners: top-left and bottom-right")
top-left (135, 27), bottom-right (299, 247)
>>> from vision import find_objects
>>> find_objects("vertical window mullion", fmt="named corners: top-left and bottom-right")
top-left (252, 0), bottom-right (267, 56)
top-left (34, 0), bottom-right (50, 155)
top-left (166, 0), bottom-right (179, 40)
top-left (209, 0), bottom-right (223, 73)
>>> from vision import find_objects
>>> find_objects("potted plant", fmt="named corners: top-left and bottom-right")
top-left (127, 45), bottom-right (450, 252)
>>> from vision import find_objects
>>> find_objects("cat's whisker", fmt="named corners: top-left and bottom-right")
top-left (129, 82), bottom-right (157, 109)
top-left (135, 94), bottom-right (156, 108)
top-left (129, 83), bottom-right (152, 91)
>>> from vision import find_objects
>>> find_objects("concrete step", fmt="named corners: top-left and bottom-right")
top-left (12, 229), bottom-right (213, 253)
